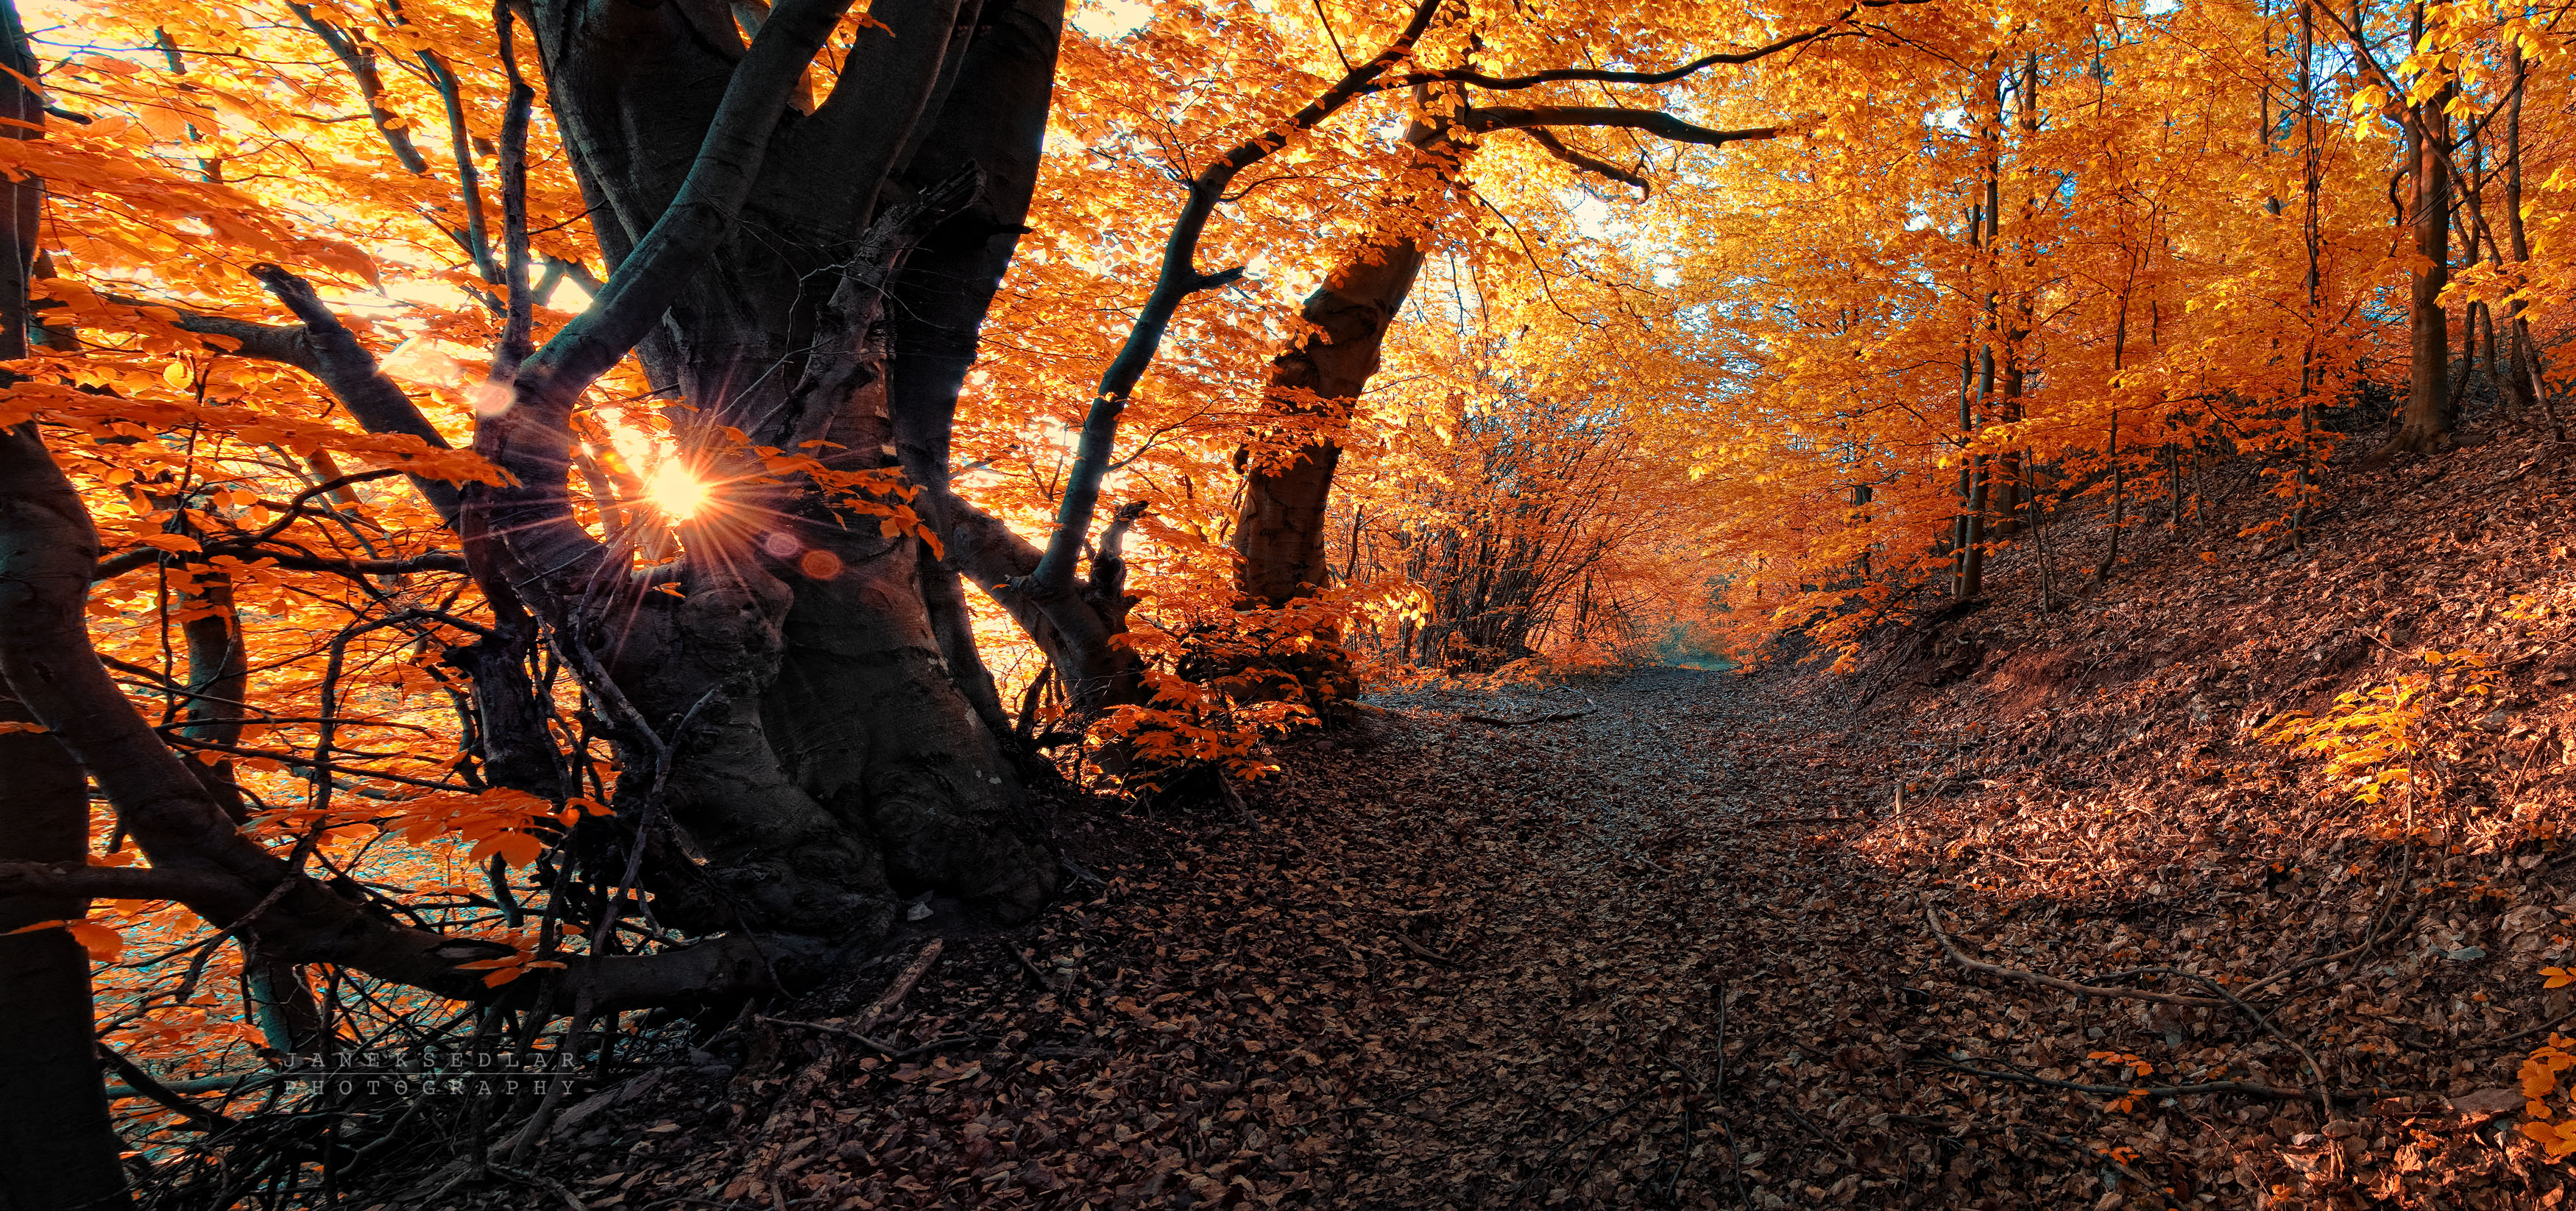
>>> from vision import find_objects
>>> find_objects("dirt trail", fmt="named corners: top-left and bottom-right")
top-left (1330, 668), bottom-right (1931, 1207)
top-left (486, 667), bottom-right (1993, 1211)
top-left (448, 636), bottom-right (2572, 1210)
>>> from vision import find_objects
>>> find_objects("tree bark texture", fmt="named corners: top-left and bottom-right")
top-left (1231, 223), bottom-right (1434, 608)
top-left (0, 0), bottom-right (1110, 1040)
top-left (2382, 32), bottom-right (2454, 456)
top-left (0, 0), bottom-right (133, 1196)
top-left (462, 0), bottom-right (1080, 933)
top-left (0, 695), bottom-right (131, 1210)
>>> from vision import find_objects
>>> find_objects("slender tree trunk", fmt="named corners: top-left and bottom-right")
top-left (2097, 263), bottom-right (2133, 582)
top-left (1957, 69), bottom-right (2003, 600)
top-left (2378, 1), bottom-right (2454, 457)
top-left (2499, 45), bottom-right (2558, 438)
top-left (2293, 0), bottom-right (2321, 546)
top-left (1992, 52), bottom-right (2039, 539)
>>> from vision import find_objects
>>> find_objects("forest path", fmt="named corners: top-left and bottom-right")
top-left (1328, 667), bottom-right (1936, 1208)
top-left (523, 667), bottom-right (2101, 1211)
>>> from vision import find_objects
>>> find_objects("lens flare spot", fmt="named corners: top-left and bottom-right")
top-left (645, 463), bottom-right (710, 520)
top-left (798, 549), bottom-right (843, 580)
top-left (762, 531), bottom-right (801, 558)
top-left (467, 380), bottom-right (512, 418)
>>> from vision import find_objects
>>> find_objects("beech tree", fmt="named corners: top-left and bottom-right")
top-left (0, 0), bottom-right (1976, 1193)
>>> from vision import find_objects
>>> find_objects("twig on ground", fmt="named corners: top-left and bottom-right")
top-left (2118, 965), bottom-right (2335, 1120)
top-left (2025, 1132), bottom-right (2179, 1211)
top-left (857, 937), bottom-right (943, 1031)
top-left (2488, 442), bottom-right (2570, 486)
top-left (1925, 901), bottom-right (2225, 1007)
top-left (2230, 850), bottom-right (2417, 999)
top-left (2465, 1006), bottom-right (2576, 1054)
top-left (1915, 1057), bottom-right (2417, 1104)
top-left (1393, 934), bottom-right (1464, 968)
top-left (1507, 1090), bottom-right (1655, 1207)
top-left (1457, 709), bottom-right (1596, 726)
top-left (489, 1162), bottom-right (591, 1211)
top-left (754, 1017), bottom-right (985, 1059)
top-left (1010, 945), bottom-right (1053, 987)
top-left (750, 938), bottom-right (953, 1060)
top-left (1761, 1090), bottom-right (1858, 1163)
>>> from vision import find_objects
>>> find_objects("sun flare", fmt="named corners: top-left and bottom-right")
top-left (645, 462), bottom-right (711, 520)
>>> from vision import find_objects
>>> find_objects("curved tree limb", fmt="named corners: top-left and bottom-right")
top-left (99, 273), bottom-right (464, 528)
top-left (0, 861), bottom-right (242, 904)
top-left (1515, 127), bottom-right (1649, 193)
top-left (1925, 901), bottom-right (2224, 1007)
top-left (1373, 0), bottom-right (1933, 94)
top-left (1463, 105), bottom-right (1782, 148)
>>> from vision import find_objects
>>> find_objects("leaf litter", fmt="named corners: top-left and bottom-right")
top-left (391, 433), bottom-right (2576, 1210)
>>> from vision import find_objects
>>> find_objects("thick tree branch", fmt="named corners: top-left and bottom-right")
top-left (0, 859), bottom-right (241, 905)
top-left (1374, 0), bottom-right (1931, 93)
top-left (93, 544), bottom-right (467, 583)
top-left (787, 0), bottom-right (969, 238)
top-left (514, 0), bottom-right (852, 409)
top-left (285, 2), bottom-right (432, 174)
top-left (103, 271), bottom-right (461, 529)
top-left (1465, 105), bottom-right (1782, 148)
top-left (249, 265), bottom-right (467, 527)
top-left (494, 0), bottom-right (537, 374)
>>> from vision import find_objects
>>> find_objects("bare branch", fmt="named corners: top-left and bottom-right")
top-left (1374, 0), bottom-right (1931, 93)
top-left (0, 861), bottom-right (238, 903)
top-left (1515, 128), bottom-right (1649, 193)
top-left (1926, 901), bottom-right (2224, 1007)
top-left (1465, 105), bottom-right (1782, 148)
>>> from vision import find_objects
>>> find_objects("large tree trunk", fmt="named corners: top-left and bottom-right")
top-left (0, 0), bottom-right (1086, 1044)
top-left (442, 0), bottom-right (1084, 936)
top-left (1220, 121), bottom-right (1446, 715)
top-left (0, 0), bottom-right (130, 1195)
top-left (0, 697), bottom-right (130, 1210)
top-left (1231, 230), bottom-right (1432, 609)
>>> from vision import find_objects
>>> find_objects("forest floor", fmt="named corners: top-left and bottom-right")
top-left (389, 428), bottom-right (2576, 1211)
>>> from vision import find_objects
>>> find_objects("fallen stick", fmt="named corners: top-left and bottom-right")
top-left (857, 937), bottom-right (942, 1032)
top-left (1393, 934), bottom-right (1463, 969)
top-left (1759, 1090), bottom-right (1857, 1162)
top-left (1457, 708), bottom-right (1596, 726)
top-left (751, 937), bottom-right (950, 1056)
top-left (1925, 901), bottom-right (2223, 1008)
top-left (1915, 1057), bottom-right (2416, 1106)
top-left (488, 1162), bottom-right (591, 1211)
top-left (755, 1017), bottom-right (984, 1059)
